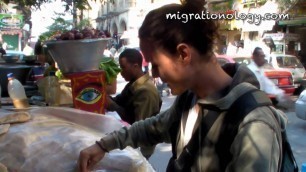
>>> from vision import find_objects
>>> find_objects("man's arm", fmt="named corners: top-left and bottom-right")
top-left (260, 74), bottom-right (293, 104)
top-left (105, 96), bottom-right (127, 119)
top-left (261, 74), bottom-right (284, 96)
top-left (105, 84), bottom-right (130, 118)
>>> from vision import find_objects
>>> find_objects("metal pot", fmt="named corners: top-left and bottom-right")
top-left (46, 38), bottom-right (111, 74)
top-left (23, 55), bottom-right (37, 64)
top-left (1, 54), bottom-right (20, 63)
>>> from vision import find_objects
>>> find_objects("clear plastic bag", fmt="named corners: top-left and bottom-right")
top-left (0, 107), bottom-right (155, 172)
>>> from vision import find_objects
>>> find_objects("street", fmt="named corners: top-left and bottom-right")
top-left (111, 75), bottom-right (306, 171)
top-left (286, 109), bottom-right (306, 170)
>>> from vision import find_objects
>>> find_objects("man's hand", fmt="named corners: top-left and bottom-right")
top-left (104, 96), bottom-right (126, 119)
top-left (105, 96), bottom-right (115, 110)
top-left (276, 94), bottom-right (294, 109)
top-left (77, 143), bottom-right (106, 172)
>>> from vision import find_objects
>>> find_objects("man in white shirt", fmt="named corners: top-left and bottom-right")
top-left (247, 47), bottom-right (292, 105)
top-left (103, 47), bottom-right (113, 58)
top-left (23, 43), bottom-right (34, 56)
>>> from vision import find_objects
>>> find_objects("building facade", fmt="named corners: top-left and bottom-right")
top-left (94, 0), bottom-right (180, 48)
top-left (276, 0), bottom-right (306, 59)
top-left (207, 0), bottom-right (281, 56)
top-left (0, 3), bottom-right (25, 51)
top-left (84, 0), bottom-right (304, 54)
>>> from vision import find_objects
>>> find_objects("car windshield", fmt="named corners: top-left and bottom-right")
top-left (233, 57), bottom-right (251, 65)
top-left (262, 63), bottom-right (275, 70)
top-left (276, 56), bottom-right (304, 68)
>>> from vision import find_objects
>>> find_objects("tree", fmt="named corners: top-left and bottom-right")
top-left (0, 0), bottom-right (115, 27)
top-left (0, 0), bottom-right (114, 11)
top-left (275, 0), bottom-right (300, 12)
top-left (0, 1), bottom-right (9, 12)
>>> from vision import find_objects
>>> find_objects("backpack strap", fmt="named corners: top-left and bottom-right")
top-left (168, 91), bottom-right (195, 164)
top-left (269, 107), bottom-right (299, 172)
top-left (167, 110), bottom-right (220, 172)
top-left (216, 89), bottom-right (272, 171)
top-left (167, 88), bottom-right (272, 172)
top-left (167, 91), bottom-right (220, 172)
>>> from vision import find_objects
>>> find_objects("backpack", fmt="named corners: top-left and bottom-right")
top-left (167, 89), bottom-right (299, 172)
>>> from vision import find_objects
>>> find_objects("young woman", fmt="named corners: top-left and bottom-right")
top-left (78, 0), bottom-right (285, 171)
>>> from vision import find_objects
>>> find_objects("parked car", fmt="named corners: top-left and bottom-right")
top-left (215, 54), bottom-right (295, 97)
top-left (266, 53), bottom-right (306, 91)
top-left (215, 54), bottom-right (235, 66)
top-left (295, 90), bottom-right (306, 120)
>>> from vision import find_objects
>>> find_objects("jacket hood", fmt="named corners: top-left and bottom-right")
top-left (197, 63), bottom-right (261, 109)
top-left (222, 63), bottom-right (260, 90)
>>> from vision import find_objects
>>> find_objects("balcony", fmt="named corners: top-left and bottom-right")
top-left (241, 0), bottom-right (267, 8)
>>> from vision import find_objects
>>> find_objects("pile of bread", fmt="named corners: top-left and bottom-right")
top-left (0, 112), bottom-right (31, 172)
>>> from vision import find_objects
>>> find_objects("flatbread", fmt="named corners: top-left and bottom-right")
top-left (0, 112), bottom-right (31, 125)
top-left (0, 162), bottom-right (8, 172)
top-left (0, 124), bottom-right (10, 135)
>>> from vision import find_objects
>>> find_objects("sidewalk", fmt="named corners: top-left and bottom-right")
top-left (149, 94), bottom-right (176, 171)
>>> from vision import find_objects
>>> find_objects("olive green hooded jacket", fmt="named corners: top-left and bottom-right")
top-left (100, 64), bottom-right (286, 172)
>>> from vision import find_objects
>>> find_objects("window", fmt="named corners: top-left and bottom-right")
top-left (276, 56), bottom-right (303, 68)
top-left (217, 58), bottom-right (229, 66)
top-left (233, 57), bottom-right (251, 65)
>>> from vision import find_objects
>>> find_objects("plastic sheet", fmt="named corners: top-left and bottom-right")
top-left (0, 107), bottom-right (154, 172)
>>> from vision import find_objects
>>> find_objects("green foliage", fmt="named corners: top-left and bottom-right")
top-left (64, 0), bottom-right (91, 11)
top-left (75, 18), bottom-right (92, 30)
top-left (38, 30), bottom-right (60, 42)
top-left (0, 1), bottom-right (9, 12)
top-left (276, 0), bottom-right (300, 11)
top-left (1, 0), bottom-right (115, 11)
top-left (55, 70), bottom-right (65, 80)
top-left (38, 16), bottom-right (94, 42)
top-left (99, 57), bottom-right (121, 84)
top-left (38, 16), bottom-right (72, 42)
top-left (47, 17), bottom-right (72, 32)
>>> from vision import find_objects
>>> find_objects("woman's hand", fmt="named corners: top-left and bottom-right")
top-left (77, 143), bottom-right (106, 172)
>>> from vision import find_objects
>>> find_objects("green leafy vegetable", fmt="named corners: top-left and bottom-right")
top-left (55, 70), bottom-right (65, 80)
top-left (99, 57), bottom-right (121, 84)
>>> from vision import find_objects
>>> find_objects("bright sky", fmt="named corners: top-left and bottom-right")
top-left (31, 0), bottom-right (72, 41)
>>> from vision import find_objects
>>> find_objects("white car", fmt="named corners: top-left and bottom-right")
top-left (266, 53), bottom-right (306, 88)
top-left (295, 90), bottom-right (306, 120)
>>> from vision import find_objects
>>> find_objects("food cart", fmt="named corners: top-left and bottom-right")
top-left (0, 107), bottom-right (154, 171)
top-left (46, 38), bottom-right (109, 114)
top-left (0, 33), bottom-right (154, 171)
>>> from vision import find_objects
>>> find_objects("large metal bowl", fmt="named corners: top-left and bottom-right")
top-left (23, 55), bottom-right (37, 64)
top-left (46, 38), bottom-right (111, 74)
top-left (1, 54), bottom-right (20, 63)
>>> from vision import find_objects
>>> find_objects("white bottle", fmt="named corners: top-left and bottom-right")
top-left (7, 73), bottom-right (29, 109)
